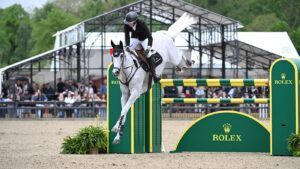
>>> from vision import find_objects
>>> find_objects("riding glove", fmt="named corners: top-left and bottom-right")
top-left (125, 46), bottom-right (131, 52)
top-left (145, 46), bottom-right (151, 57)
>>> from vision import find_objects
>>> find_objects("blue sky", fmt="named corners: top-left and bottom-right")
top-left (0, 0), bottom-right (48, 11)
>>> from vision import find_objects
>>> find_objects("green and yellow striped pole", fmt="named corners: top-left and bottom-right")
top-left (160, 79), bottom-right (269, 87)
top-left (162, 98), bottom-right (269, 104)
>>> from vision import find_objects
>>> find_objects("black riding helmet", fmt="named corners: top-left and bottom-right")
top-left (124, 11), bottom-right (138, 24)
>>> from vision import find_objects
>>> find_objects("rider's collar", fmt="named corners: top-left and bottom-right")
top-left (132, 23), bottom-right (137, 31)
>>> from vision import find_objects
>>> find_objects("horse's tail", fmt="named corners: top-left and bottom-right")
top-left (167, 12), bottom-right (198, 40)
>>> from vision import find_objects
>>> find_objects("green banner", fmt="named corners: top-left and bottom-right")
top-left (271, 58), bottom-right (300, 156)
top-left (172, 111), bottom-right (270, 153)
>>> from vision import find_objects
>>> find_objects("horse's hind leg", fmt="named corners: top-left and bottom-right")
top-left (175, 55), bottom-right (192, 73)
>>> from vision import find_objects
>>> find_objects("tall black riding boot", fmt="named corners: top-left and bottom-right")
top-left (149, 56), bottom-right (161, 83)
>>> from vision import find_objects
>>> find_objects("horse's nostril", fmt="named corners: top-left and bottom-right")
top-left (113, 70), bottom-right (119, 76)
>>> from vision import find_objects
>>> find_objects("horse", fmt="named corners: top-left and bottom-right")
top-left (110, 13), bottom-right (197, 144)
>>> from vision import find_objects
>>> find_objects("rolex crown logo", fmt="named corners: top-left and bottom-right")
top-left (281, 73), bottom-right (286, 80)
top-left (223, 123), bottom-right (232, 134)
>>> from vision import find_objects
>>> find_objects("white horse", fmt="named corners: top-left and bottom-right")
top-left (111, 13), bottom-right (197, 144)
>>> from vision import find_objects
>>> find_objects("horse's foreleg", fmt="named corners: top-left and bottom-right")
top-left (119, 90), bottom-right (140, 126)
top-left (112, 92), bottom-right (129, 133)
top-left (113, 90), bottom-right (140, 144)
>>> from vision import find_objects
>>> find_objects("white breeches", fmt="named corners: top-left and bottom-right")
top-left (129, 38), bottom-right (148, 51)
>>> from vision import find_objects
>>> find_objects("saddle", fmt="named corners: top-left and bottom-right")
top-left (133, 49), bottom-right (163, 72)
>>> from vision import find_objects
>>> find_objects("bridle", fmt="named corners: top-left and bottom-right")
top-left (112, 48), bottom-right (140, 86)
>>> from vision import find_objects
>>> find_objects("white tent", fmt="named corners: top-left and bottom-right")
top-left (238, 32), bottom-right (299, 58)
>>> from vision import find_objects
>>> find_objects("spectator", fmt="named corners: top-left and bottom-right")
top-left (228, 87), bottom-right (236, 98)
top-left (57, 93), bottom-right (65, 118)
top-left (6, 94), bottom-right (14, 118)
top-left (0, 94), bottom-right (5, 118)
top-left (74, 92), bottom-right (82, 118)
top-left (87, 82), bottom-right (94, 96)
top-left (99, 79), bottom-right (107, 96)
top-left (99, 94), bottom-right (107, 118)
top-left (20, 90), bottom-right (32, 118)
top-left (195, 86), bottom-right (206, 113)
top-left (31, 89), bottom-right (48, 118)
top-left (92, 93), bottom-right (101, 117)
top-left (57, 78), bottom-right (66, 93)
top-left (77, 81), bottom-right (87, 96)
top-left (42, 83), bottom-right (55, 101)
top-left (240, 92), bottom-right (251, 114)
top-left (90, 80), bottom-right (98, 94)
top-left (210, 91), bottom-right (220, 112)
top-left (164, 86), bottom-right (178, 98)
top-left (219, 90), bottom-right (230, 109)
top-left (66, 79), bottom-right (76, 92)
top-left (64, 91), bottom-right (75, 118)
top-left (182, 86), bottom-right (195, 98)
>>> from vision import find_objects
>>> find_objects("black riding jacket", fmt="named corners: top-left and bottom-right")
top-left (124, 19), bottom-right (153, 47)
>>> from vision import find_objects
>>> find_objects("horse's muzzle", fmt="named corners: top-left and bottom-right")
top-left (112, 69), bottom-right (120, 77)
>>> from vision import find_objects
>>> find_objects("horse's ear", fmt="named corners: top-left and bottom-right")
top-left (111, 40), bottom-right (115, 48)
top-left (119, 41), bottom-right (123, 48)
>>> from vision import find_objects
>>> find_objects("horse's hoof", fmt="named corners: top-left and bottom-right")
top-left (186, 60), bottom-right (192, 67)
top-left (119, 125), bottom-right (125, 136)
top-left (175, 66), bottom-right (182, 73)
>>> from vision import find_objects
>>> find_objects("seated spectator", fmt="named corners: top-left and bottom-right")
top-left (211, 92), bottom-right (220, 112)
top-left (74, 92), bottom-right (82, 118)
top-left (57, 78), bottom-right (66, 93)
top-left (99, 94), bottom-right (107, 118)
top-left (182, 86), bottom-right (195, 98)
top-left (92, 93), bottom-right (101, 117)
top-left (19, 90), bottom-right (31, 118)
top-left (66, 79), bottom-right (76, 92)
top-left (64, 91), bottom-right (75, 118)
top-left (228, 87), bottom-right (236, 98)
top-left (31, 89), bottom-right (48, 118)
top-left (77, 81), bottom-right (87, 96)
top-left (87, 82), bottom-right (94, 96)
top-left (195, 86), bottom-right (206, 113)
top-left (99, 79), bottom-right (107, 96)
top-left (90, 80), bottom-right (98, 94)
top-left (57, 93), bottom-right (65, 118)
top-left (42, 83), bottom-right (55, 101)
top-left (219, 90), bottom-right (230, 109)
top-left (0, 94), bottom-right (6, 118)
top-left (164, 86), bottom-right (178, 98)
top-left (240, 92), bottom-right (251, 114)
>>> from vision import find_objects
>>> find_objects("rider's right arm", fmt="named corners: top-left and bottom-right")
top-left (124, 25), bottom-right (130, 46)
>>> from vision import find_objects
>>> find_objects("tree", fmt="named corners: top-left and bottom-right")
top-left (77, 0), bottom-right (135, 20)
top-left (186, 0), bottom-right (300, 51)
top-left (0, 28), bottom-right (11, 67)
top-left (0, 4), bottom-right (31, 66)
top-left (30, 4), bottom-right (80, 56)
top-left (291, 27), bottom-right (300, 52)
top-left (246, 13), bottom-right (284, 31)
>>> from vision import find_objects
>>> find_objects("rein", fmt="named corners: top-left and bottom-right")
top-left (118, 52), bottom-right (140, 86)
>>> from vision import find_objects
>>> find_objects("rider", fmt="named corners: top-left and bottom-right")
top-left (124, 11), bottom-right (160, 82)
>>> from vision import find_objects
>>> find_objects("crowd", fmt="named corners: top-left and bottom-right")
top-left (0, 76), bottom-right (270, 118)
top-left (0, 78), bottom-right (107, 118)
top-left (162, 85), bottom-right (269, 114)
